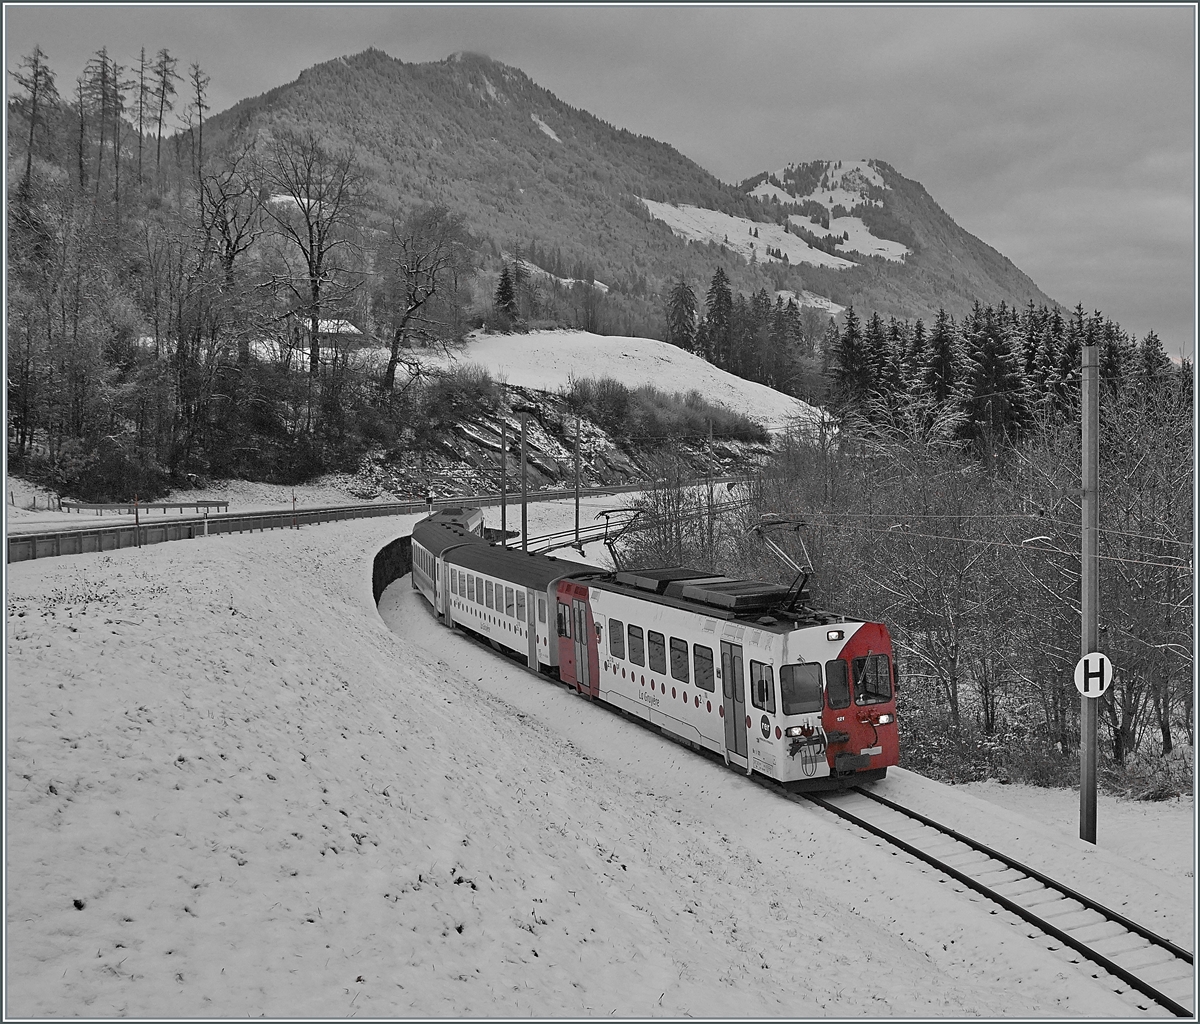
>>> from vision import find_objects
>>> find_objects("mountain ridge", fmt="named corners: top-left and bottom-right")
top-left (203, 48), bottom-right (1057, 333)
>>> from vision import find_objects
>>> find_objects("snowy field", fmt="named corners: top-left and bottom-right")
top-left (5, 495), bottom-right (1193, 1018)
top-left (432, 329), bottom-right (823, 432)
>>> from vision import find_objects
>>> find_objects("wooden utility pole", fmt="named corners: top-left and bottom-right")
top-left (1080, 340), bottom-right (1099, 843)
top-left (500, 420), bottom-right (507, 545)
top-left (520, 413), bottom-right (528, 552)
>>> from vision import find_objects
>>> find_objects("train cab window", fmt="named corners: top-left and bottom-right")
top-left (669, 638), bottom-right (689, 682)
top-left (693, 645), bottom-right (715, 691)
top-left (780, 664), bottom-right (823, 715)
top-left (516, 591), bottom-right (526, 623)
top-left (750, 661), bottom-right (776, 713)
top-left (609, 619), bottom-right (626, 659)
top-left (556, 602), bottom-right (571, 638)
top-left (647, 631), bottom-right (666, 674)
top-left (505, 587), bottom-right (515, 617)
top-left (485, 580), bottom-right (494, 609)
top-left (538, 596), bottom-right (547, 624)
top-left (628, 625), bottom-right (645, 666)
top-left (825, 659), bottom-right (851, 709)
top-left (852, 654), bottom-right (892, 705)
top-left (475, 576), bottom-right (484, 605)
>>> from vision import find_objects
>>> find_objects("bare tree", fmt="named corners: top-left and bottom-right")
top-left (378, 204), bottom-right (473, 391)
top-left (9, 45), bottom-right (59, 198)
top-left (259, 129), bottom-right (365, 377)
top-left (151, 48), bottom-right (181, 175)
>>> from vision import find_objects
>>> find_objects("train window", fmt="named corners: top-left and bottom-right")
top-left (628, 625), bottom-right (645, 666)
top-left (475, 576), bottom-right (484, 605)
top-left (852, 654), bottom-right (892, 705)
top-left (538, 596), bottom-right (547, 623)
top-left (693, 645), bottom-right (715, 691)
top-left (750, 661), bottom-right (776, 714)
top-left (780, 664), bottom-right (823, 715)
top-left (516, 591), bottom-right (526, 623)
top-left (609, 619), bottom-right (626, 659)
top-left (466, 574), bottom-right (475, 601)
top-left (485, 580), bottom-right (494, 609)
top-left (669, 638), bottom-right (689, 682)
top-left (450, 568), bottom-right (457, 595)
top-left (505, 587), bottom-right (515, 617)
top-left (825, 660), bottom-right (851, 709)
top-left (647, 631), bottom-right (666, 674)
top-left (556, 602), bottom-right (571, 638)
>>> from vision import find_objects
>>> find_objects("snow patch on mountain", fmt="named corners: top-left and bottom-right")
top-left (796, 215), bottom-right (908, 261)
top-left (639, 198), bottom-right (856, 270)
top-left (530, 114), bottom-right (561, 143)
top-left (775, 290), bottom-right (846, 319)
top-left (501, 253), bottom-right (608, 293)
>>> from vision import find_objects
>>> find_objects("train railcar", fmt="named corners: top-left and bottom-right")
top-left (408, 510), bottom-right (897, 789)
top-left (410, 508), bottom-right (486, 616)
top-left (556, 568), bottom-right (896, 787)
top-left (444, 543), bottom-right (597, 673)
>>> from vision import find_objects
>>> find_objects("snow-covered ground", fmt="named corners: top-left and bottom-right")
top-left (431, 329), bottom-right (822, 432)
top-left (640, 197), bottom-right (856, 270)
top-left (5, 495), bottom-right (1193, 1018)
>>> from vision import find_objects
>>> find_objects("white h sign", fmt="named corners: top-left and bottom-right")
top-left (1074, 652), bottom-right (1113, 698)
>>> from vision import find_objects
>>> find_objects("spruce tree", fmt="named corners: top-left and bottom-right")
top-left (704, 267), bottom-right (733, 369)
top-left (964, 302), bottom-right (1029, 455)
top-left (494, 264), bottom-right (517, 321)
top-left (922, 307), bottom-right (966, 410)
top-left (830, 305), bottom-right (871, 410)
top-left (665, 279), bottom-right (697, 351)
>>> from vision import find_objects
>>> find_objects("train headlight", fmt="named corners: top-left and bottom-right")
top-left (826, 629), bottom-right (844, 642)
top-left (784, 726), bottom-right (808, 738)
top-left (876, 714), bottom-right (895, 725)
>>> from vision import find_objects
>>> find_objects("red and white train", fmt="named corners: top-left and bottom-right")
top-left (410, 508), bottom-right (898, 789)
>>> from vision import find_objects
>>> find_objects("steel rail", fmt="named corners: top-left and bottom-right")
top-left (803, 788), bottom-right (1193, 1018)
top-left (852, 786), bottom-right (1193, 964)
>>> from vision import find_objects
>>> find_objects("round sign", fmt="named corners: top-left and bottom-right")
top-left (1074, 652), bottom-right (1114, 698)
top-left (760, 715), bottom-right (771, 739)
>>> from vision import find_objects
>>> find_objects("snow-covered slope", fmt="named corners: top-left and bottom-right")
top-left (435, 330), bottom-right (822, 432)
top-left (4, 502), bottom-right (1191, 1017)
top-left (639, 197), bottom-right (856, 270)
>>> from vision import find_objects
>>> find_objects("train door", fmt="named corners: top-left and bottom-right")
top-left (573, 598), bottom-right (592, 696)
top-left (720, 641), bottom-right (748, 767)
top-left (525, 588), bottom-right (538, 669)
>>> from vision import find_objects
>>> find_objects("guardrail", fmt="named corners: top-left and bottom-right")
top-left (6, 480), bottom-right (689, 565)
top-left (60, 500), bottom-right (230, 515)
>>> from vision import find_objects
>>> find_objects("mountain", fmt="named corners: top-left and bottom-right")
top-left (206, 49), bottom-right (1056, 333)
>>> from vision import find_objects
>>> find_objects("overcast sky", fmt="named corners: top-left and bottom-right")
top-left (5, 4), bottom-right (1196, 358)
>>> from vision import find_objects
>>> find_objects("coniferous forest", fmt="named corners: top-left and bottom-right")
top-left (6, 46), bottom-right (1194, 789)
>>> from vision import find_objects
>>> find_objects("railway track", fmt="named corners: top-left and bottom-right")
top-left (800, 785), bottom-right (1194, 1017)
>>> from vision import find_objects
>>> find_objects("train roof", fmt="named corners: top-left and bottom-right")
top-left (410, 516), bottom-right (487, 559)
top-left (446, 542), bottom-right (603, 590)
top-left (590, 566), bottom-right (844, 631)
